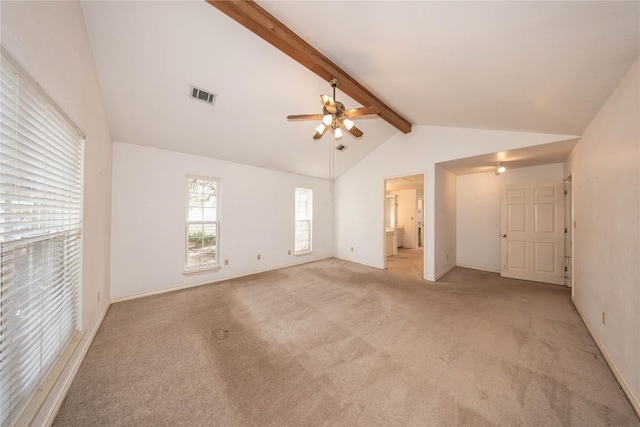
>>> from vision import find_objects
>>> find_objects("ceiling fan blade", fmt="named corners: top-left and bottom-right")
top-left (320, 94), bottom-right (337, 114)
top-left (313, 124), bottom-right (327, 140)
top-left (344, 106), bottom-right (380, 118)
top-left (287, 113), bottom-right (323, 120)
top-left (340, 121), bottom-right (363, 138)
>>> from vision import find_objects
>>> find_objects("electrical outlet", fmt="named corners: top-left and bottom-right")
top-left (257, 254), bottom-right (261, 260)
top-left (602, 312), bottom-right (606, 325)
top-left (224, 259), bottom-right (229, 266)
top-left (350, 247), bottom-right (354, 252)
top-left (446, 254), bottom-right (449, 260)
top-left (288, 250), bottom-right (291, 255)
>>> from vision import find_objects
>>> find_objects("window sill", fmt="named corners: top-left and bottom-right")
top-left (183, 265), bottom-right (221, 276)
top-left (294, 251), bottom-right (313, 256)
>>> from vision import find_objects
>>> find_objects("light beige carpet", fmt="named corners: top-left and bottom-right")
top-left (54, 257), bottom-right (639, 426)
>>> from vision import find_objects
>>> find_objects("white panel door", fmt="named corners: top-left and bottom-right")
top-left (501, 182), bottom-right (565, 285)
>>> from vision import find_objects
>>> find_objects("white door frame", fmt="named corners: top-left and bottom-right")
top-left (564, 177), bottom-right (573, 289)
top-left (383, 174), bottom-right (426, 274)
top-left (566, 172), bottom-right (575, 299)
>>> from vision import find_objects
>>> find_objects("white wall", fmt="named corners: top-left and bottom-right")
top-left (1, 1), bottom-right (113, 424)
top-left (389, 188), bottom-right (417, 248)
top-left (334, 125), bottom-right (576, 279)
top-left (456, 163), bottom-right (564, 272)
top-left (111, 142), bottom-right (333, 300)
top-left (434, 165), bottom-right (457, 279)
top-left (564, 60), bottom-right (639, 413)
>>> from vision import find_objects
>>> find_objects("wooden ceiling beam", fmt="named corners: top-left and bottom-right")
top-left (206, 0), bottom-right (412, 134)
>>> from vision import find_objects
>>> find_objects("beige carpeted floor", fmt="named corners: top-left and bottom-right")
top-left (54, 254), bottom-right (639, 426)
top-left (387, 247), bottom-right (424, 278)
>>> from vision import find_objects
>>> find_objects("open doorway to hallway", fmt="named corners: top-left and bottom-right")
top-left (384, 174), bottom-right (424, 277)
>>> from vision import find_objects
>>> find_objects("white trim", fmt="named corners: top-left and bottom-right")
top-left (182, 265), bottom-right (222, 276)
top-left (111, 256), bottom-right (333, 303)
top-left (567, 170), bottom-right (575, 300)
top-left (294, 250), bottom-right (313, 257)
top-left (573, 300), bottom-right (640, 418)
top-left (20, 302), bottom-right (111, 427)
top-left (455, 263), bottom-right (501, 274)
top-left (334, 256), bottom-right (383, 270)
top-left (433, 264), bottom-right (457, 281)
top-left (11, 333), bottom-right (83, 427)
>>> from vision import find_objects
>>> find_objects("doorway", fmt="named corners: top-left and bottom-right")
top-left (384, 174), bottom-right (424, 278)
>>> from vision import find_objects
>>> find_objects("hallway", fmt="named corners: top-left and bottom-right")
top-left (387, 248), bottom-right (424, 279)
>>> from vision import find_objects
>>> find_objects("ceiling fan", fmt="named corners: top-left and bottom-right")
top-left (287, 79), bottom-right (379, 140)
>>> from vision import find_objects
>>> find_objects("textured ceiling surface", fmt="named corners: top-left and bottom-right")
top-left (81, 1), bottom-right (639, 179)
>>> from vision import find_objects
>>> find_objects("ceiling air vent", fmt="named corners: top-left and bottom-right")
top-left (190, 86), bottom-right (217, 105)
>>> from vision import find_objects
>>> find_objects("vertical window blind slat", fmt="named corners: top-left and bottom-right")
top-left (1, 56), bottom-right (83, 426)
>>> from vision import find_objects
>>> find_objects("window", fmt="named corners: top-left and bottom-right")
top-left (0, 56), bottom-right (83, 425)
top-left (185, 176), bottom-right (219, 272)
top-left (294, 188), bottom-right (312, 254)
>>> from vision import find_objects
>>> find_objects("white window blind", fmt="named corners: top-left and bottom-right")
top-left (0, 56), bottom-right (83, 426)
top-left (294, 188), bottom-right (312, 254)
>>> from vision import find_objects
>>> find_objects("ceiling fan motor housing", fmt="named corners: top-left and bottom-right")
top-left (323, 102), bottom-right (345, 129)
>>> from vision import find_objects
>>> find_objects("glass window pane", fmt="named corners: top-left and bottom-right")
top-left (188, 223), bottom-right (203, 249)
top-left (202, 195), bottom-right (216, 209)
top-left (186, 177), bottom-right (219, 270)
top-left (188, 206), bottom-right (203, 222)
top-left (202, 207), bottom-right (217, 221)
top-left (188, 223), bottom-right (216, 267)
top-left (295, 220), bottom-right (310, 252)
top-left (203, 223), bottom-right (217, 249)
top-left (294, 188), bottom-right (312, 254)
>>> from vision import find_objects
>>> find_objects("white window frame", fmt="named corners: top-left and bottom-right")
top-left (1, 53), bottom-right (84, 426)
top-left (184, 175), bottom-right (220, 274)
top-left (294, 188), bottom-right (313, 255)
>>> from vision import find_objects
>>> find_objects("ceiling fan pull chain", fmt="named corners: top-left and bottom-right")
top-left (329, 132), bottom-right (334, 194)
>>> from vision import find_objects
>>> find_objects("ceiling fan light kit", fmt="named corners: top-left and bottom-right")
top-left (495, 162), bottom-right (507, 175)
top-left (343, 119), bottom-right (354, 130)
top-left (288, 78), bottom-right (379, 140)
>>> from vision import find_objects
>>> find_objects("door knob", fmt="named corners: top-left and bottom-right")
top-left (501, 234), bottom-right (507, 238)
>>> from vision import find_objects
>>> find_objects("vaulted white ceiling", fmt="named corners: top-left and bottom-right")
top-left (81, 1), bottom-right (639, 179)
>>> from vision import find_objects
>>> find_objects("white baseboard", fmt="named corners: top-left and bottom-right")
top-left (111, 256), bottom-right (333, 303)
top-left (455, 263), bottom-right (500, 274)
top-left (573, 299), bottom-right (640, 418)
top-left (433, 264), bottom-right (457, 281)
top-left (334, 255), bottom-right (383, 270)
